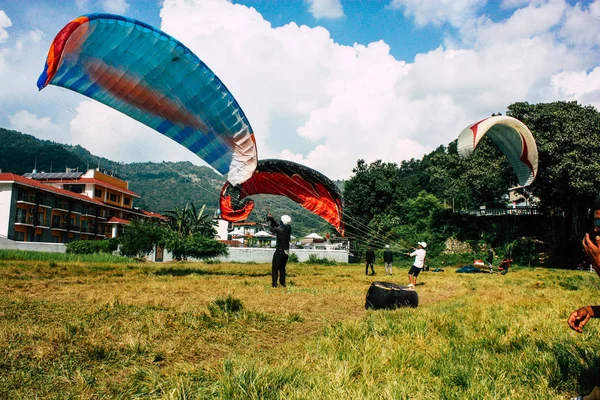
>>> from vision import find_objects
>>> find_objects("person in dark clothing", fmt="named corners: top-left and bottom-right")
top-left (486, 248), bottom-right (494, 273)
top-left (267, 213), bottom-right (292, 287)
top-left (365, 247), bottom-right (376, 275)
top-left (498, 253), bottom-right (512, 275)
top-left (384, 245), bottom-right (393, 275)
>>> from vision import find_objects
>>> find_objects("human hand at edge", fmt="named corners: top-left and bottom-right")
top-left (568, 306), bottom-right (594, 333)
top-left (583, 233), bottom-right (600, 277)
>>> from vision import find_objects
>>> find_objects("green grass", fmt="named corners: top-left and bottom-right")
top-left (1, 259), bottom-right (599, 399)
top-left (0, 249), bottom-right (132, 263)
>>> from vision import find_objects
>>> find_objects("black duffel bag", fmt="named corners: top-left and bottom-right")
top-left (365, 281), bottom-right (419, 310)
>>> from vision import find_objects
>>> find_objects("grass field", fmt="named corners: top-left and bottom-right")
top-left (2, 256), bottom-right (600, 399)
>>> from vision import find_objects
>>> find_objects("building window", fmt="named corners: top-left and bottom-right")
top-left (15, 231), bottom-right (25, 241)
top-left (53, 215), bottom-right (61, 227)
top-left (109, 193), bottom-right (117, 202)
top-left (95, 189), bottom-right (103, 198)
top-left (15, 208), bottom-right (26, 223)
top-left (17, 188), bottom-right (30, 202)
top-left (124, 198), bottom-right (130, 206)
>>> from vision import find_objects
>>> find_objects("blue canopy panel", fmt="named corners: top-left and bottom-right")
top-left (38, 14), bottom-right (257, 186)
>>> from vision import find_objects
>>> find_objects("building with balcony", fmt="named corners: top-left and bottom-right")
top-left (0, 168), bottom-right (160, 243)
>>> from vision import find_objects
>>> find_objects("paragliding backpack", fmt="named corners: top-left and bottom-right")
top-left (365, 281), bottom-right (418, 310)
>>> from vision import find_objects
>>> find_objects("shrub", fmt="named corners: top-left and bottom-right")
top-left (306, 253), bottom-right (337, 265)
top-left (288, 253), bottom-right (299, 263)
top-left (66, 238), bottom-right (119, 255)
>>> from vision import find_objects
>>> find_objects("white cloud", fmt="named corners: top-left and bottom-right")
top-left (551, 67), bottom-right (600, 110)
top-left (559, 0), bottom-right (600, 50)
top-left (389, 0), bottom-right (486, 27)
top-left (9, 110), bottom-right (66, 142)
top-left (102, 0), bottom-right (129, 14)
top-left (306, 0), bottom-right (344, 20)
top-left (0, 10), bottom-right (12, 43)
top-left (0, 27), bottom-right (48, 104)
top-left (466, 0), bottom-right (566, 46)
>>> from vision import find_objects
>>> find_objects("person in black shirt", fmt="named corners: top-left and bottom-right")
top-left (267, 214), bottom-right (292, 288)
top-left (365, 247), bottom-right (375, 275)
top-left (384, 245), bottom-right (393, 275)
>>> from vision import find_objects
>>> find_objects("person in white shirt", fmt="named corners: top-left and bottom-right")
top-left (406, 242), bottom-right (427, 288)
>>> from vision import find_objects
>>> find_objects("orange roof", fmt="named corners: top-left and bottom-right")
top-left (107, 217), bottom-right (130, 225)
top-left (43, 178), bottom-right (140, 197)
top-left (0, 173), bottom-right (105, 206)
top-left (139, 209), bottom-right (167, 220)
top-left (219, 240), bottom-right (245, 247)
top-left (232, 221), bottom-right (264, 226)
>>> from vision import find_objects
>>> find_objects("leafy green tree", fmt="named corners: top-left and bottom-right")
top-left (508, 101), bottom-right (600, 261)
top-left (119, 218), bottom-right (165, 257)
top-left (162, 203), bottom-right (227, 260)
top-left (343, 159), bottom-right (405, 239)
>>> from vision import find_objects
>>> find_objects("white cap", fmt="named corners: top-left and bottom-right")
top-left (385, 245), bottom-right (390, 248)
top-left (281, 215), bottom-right (292, 225)
top-left (418, 241), bottom-right (427, 248)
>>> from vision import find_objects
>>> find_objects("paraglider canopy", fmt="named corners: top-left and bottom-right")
top-left (457, 116), bottom-right (538, 187)
top-left (37, 13), bottom-right (257, 186)
top-left (220, 159), bottom-right (344, 233)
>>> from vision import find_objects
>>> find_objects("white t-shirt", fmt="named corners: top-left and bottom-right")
top-left (410, 248), bottom-right (427, 268)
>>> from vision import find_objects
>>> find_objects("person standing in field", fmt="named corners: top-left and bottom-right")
top-left (365, 247), bottom-right (376, 275)
top-left (384, 245), bottom-right (393, 275)
top-left (406, 242), bottom-right (427, 288)
top-left (568, 198), bottom-right (600, 400)
top-left (486, 247), bottom-right (495, 273)
top-left (267, 213), bottom-right (292, 288)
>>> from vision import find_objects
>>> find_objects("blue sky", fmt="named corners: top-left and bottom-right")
top-left (1, 0), bottom-right (599, 180)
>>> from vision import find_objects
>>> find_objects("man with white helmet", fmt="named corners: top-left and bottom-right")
top-left (406, 242), bottom-right (427, 288)
top-left (267, 213), bottom-right (292, 288)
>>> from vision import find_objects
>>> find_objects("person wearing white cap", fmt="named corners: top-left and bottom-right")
top-left (267, 213), bottom-right (292, 288)
top-left (406, 242), bottom-right (427, 288)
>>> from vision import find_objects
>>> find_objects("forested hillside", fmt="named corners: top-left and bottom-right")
top-left (0, 128), bottom-right (330, 236)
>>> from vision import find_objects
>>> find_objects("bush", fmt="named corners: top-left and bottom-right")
top-left (512, 237), bottom-right (541, 267)
top-left (306, 253), bottom-right (337, 265)
top-left (66, 238), bottom-right (119, 255)
top-left (163, 231), bottom-right (228, 261)
top-left (288, 253), bottom-right (299, 263)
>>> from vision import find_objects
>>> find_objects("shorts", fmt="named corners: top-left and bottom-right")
top-left (408, 265), bottom-right (422, 277)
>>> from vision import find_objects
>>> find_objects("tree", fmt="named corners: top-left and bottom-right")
top-left (164, 203), bottom-right (217, 238)
top-left (507, 101), bottom-right (600, 262)
top-left (343, 159), bottom-right (405, 239)
top-left (119, 218), bottom-right (165, 257)
top-left (163, 203), bottom-right (227, 260)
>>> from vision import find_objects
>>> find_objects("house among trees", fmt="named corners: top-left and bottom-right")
top-left (0, 168), bottom-right (162, 243)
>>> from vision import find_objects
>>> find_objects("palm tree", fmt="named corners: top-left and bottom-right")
top-left (164, 203), bottom-right (216, 238)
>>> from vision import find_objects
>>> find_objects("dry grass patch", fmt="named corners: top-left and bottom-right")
top-left (2, 259), bottom-right (600, 398)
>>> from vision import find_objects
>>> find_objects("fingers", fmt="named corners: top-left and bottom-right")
top-left (568, 308), bottom-right (593, 333)
top-left (568, 311), bottom-right (582, 332)
top-left (583, 233), bottom-right (592, 251)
